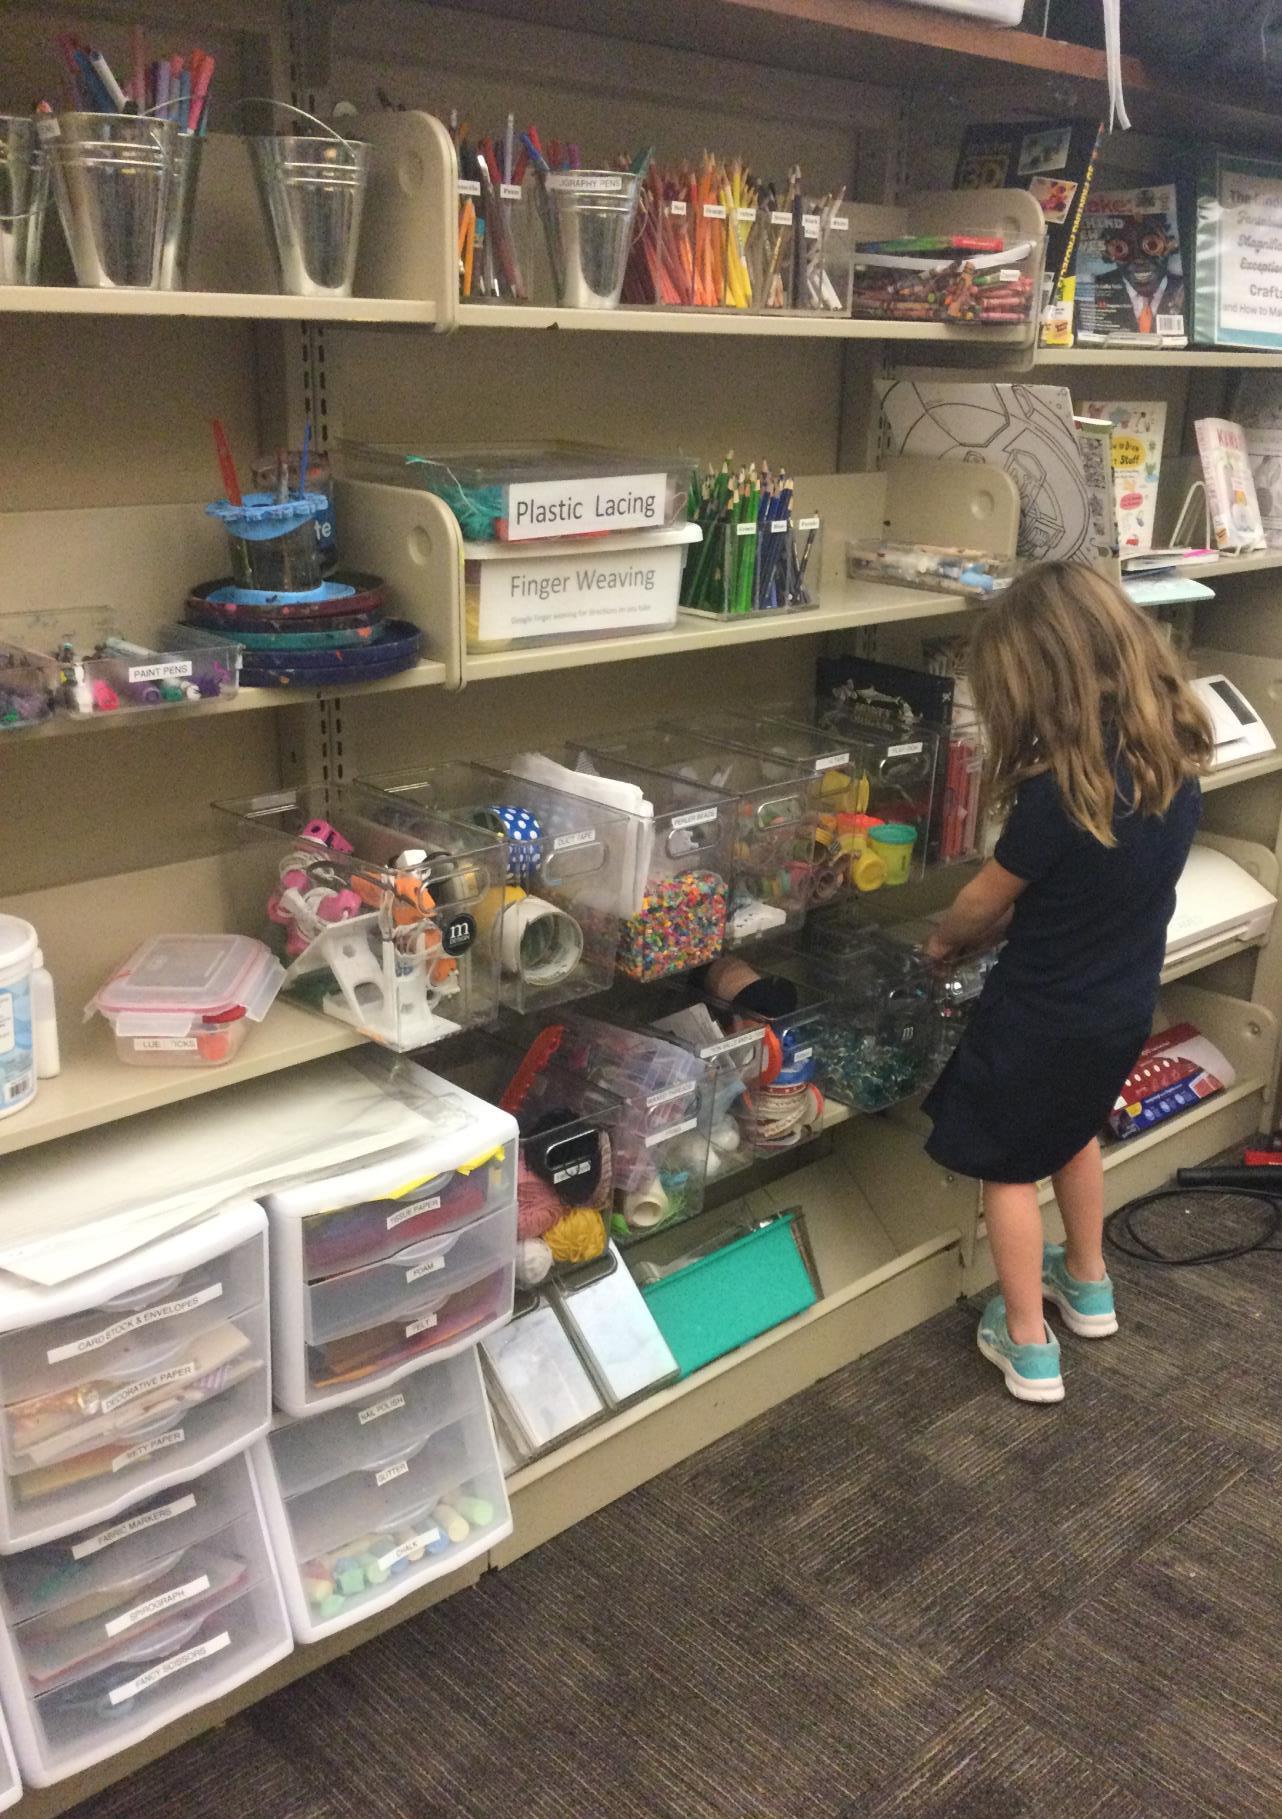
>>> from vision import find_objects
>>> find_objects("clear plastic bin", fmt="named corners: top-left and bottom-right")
top-left (679, 509), bottom-right (820, 617)
top-left (481, 1295), bottom-right (606, 1462)
top-left (357, 761), bottom-right (631, 1014)
top-left (752, 200), bottom-right (853, 313)
top-left (584, 729), bottom-right (821, 944)
top-left (0, 641), bottom-right (58, 731)
top-left (341, 440), bottom-right (690, 544)
top-left (214, 783), bottom-right (506, 1053)
top-left (253, 1350), bottom-right (511, 1643)
top-left (846, 539), bottom-right (1018, 599)
top-left (0, 1204), bottom-right (270, 1552)
top-left (3, 607), bottom-right (239, 717)
top-left (88, 934), bottom-right (285, 1069)
top-left (795, 710), bottom-right (942, 887)
top-left (799, 920), bottom-right (943, 1110)
top-left (506, 747), bottom-right (736, 981)
top-left (457, 173), bottom-right (531, 303)
top-left (850, 232), bottom-right (1037, 326)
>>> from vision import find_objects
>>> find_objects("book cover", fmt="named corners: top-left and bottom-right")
top-left (954, 117), bottom-right (1103, 345)
top-left (1079, 400), bottom-right (1168, 554)
top-left (1075, 184), bottom-right (1186, 345)
top-left (1195, 418), bottom-right (1267, 553)
top-left (878, 378), bottom-right (1094, 564)
top-left (1073, 416), bottom-right (1119, 561)
top-left (1232, 372), bottom-right (1282, 548)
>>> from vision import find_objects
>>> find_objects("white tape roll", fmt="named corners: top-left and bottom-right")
top-left (500, 896), bottom-right (584, 986)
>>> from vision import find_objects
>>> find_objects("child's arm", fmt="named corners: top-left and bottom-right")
top-left (925, 859), bottom-right (1026, 964)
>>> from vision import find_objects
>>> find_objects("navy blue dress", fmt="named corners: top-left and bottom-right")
top-left (923, 766), bottom-right (1201, 1183)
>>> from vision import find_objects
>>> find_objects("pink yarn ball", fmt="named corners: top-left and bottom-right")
top-left (517, 1157), bottom-right (563, 1241)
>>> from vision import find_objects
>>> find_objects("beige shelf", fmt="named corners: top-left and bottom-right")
top-left (1161, 935), bottom-right (1271, 986)
top-left (1178, 552), bottom-right (1282, 580)
top-left (1038, 346), bottom-right (1282, 368)
top-left (1202, 754), bottom-right (1282, 794)
top-left (457, 302), bottom-right (1029, 343)
top-left (0, 286), bottom-right (438, 324)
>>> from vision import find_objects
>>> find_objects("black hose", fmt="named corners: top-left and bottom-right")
top-left (1105, 1185), bottom-right (1282, 1266)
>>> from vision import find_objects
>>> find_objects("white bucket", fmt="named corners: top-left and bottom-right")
top-left (0, 915), bottom-right (60, 1119)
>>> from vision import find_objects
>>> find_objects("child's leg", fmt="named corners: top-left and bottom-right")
top-left (982, 1179), bottom-right (1045, 1345)
top-left (1051, 1137), bottom-right (1106, 1283)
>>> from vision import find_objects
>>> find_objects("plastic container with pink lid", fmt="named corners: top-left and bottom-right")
top-left (90, 935), bottom-right (286, 1068)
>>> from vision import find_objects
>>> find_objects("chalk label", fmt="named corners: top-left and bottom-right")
top-left (377, 1528), bottom-right (442, 1571)
top-left (108, 1631), bottom-right (230, 1706)
top-left (48, 1282), bottom-right (223, 1364)
top-left (73, 1494), bottom-right (198, 1559)
top-left (357, 1393), bottom-right (406, 1425)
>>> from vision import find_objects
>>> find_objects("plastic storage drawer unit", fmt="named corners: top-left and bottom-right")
top-left (252, 1349), bottom-right (511, 1642)
top-left (261, 1072), bottom-right (518, 1415)
top-left (0, 1451), bottom-right (290, 1786)
top-left (0, 1202), bottom-right (271, 1552)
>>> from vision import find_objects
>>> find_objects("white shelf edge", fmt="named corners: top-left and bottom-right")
top-left (458, 301), bottom-right (1033, 345)
top-left (1036, 345), bottom-right (1282, 368)
top-left (1160, 935), bottom-right (1269, 985)
top-left (0, 286), bottom-right (438, 324)
top-left (1201, 754), bottom-right (1282, 794)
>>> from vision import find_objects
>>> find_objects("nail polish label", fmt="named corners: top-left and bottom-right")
top-left (357, 1393), bottom-right (405, 1426)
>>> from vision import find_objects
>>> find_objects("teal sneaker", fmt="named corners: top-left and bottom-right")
top-left (976, 1296), bottom-right (1065, 1403)
top-left (1042, 1242), bottom-right (1118, 1338)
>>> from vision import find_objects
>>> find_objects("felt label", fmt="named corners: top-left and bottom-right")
top-left (386, 1196), bottom-right (441, 1230)
top-left (646, 1116), bottom-right (698, 1147)
top-left (377, 1528), bottom-right (442, 1571)
top-left (112, 1427), bottom-right (185, 1472)
top-left (375, 1459), bottom-right (410, 1487)
top-left (814, 752), bottom-right (851, 772)
top-left (476, 539), bottom-right (682, 639)
top-left (105, 1572), bottom-right (211, 1638)
top-left (108, 1630), bottom-right (229, 1705)
top-left (405, 1313), bottom-right (439, 1338)
top-left (100, 1360), bottom-right (198, 1416)
top-left (357, 1393), bottom-right (406, 1425)
top-left (405, 1256), bottom-right (446, 1283)
top-left (501, 473), bottom-right (668, 542)
top-left (47, 1282), bottom-right (223, 1363)
top-left (73, 1493), bottom-right (198, 1559)
top-left (669, 805), bottom-right (718, 832)
top-left (126, 659), bottom-right (192, 684)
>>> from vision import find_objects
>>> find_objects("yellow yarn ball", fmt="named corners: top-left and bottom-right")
top-left (543, 1207), bottom-right (607, 1265)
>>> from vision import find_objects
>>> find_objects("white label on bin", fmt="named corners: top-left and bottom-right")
top-left (814, 752), bottom-right (851, 772)
top-left (735, 522), bottom-right (756, 538)
top-left (405, 1256), bottom-right (446, 1284)
top-left (701, 203), bottom-right (727, 219)
top-left (476, 541), bottom-right (682, 642)
top-left (670, 805), bottom-right (718, 832)
top-left (999, 267), bottom-right (1021, 283)
top-left (792, 1046), bottom-right (814, 1065)
top-left (646, 1082), bottom-right (694, 1110)
top-left (108, 1630), bottom-right (229, 1706)
top-left (797, 515), bottom-right (821, 532)
top-left (134, 1037), bottom-right (200, 1053)
top-left (667, 200), bottom-right (687, 217)
top-left (100, 1360), bottom-right (198, 1416)
top-left (545, 172), bottom-right (624, 194)
top-left (802, 213), bottom-right (821, 237)
top-left (770, 519), bottom-right (788, 534)
top-left (736, 207), bottom-right (756, 224)
top-left (105, 1572), bottom-right (211, 1639)
top-left (387, 1196), bottom-right (441, 1231)
top-left (770, 210), bottom-right (793, 227)
top-left (73, 1494), bottom-right (198, 1559)
top-left (377, 1528), bottom-right (442, 1571)
top-left (552, 827), bottom-right (596, 853)
top-left (47, 1282), bottom-right (223, 1364)
top-left (646, 1116), bottom-right (698, 1147)
top-left (375, 1459), bottom-right (410, 1488)
top-left (126, 659), bottom-right (192, 684)
top-left (887, 741), bottom-right (924, 758)
top-left (457, 179), bottom-right (480, 198)
top-left (357, 1392), bottom-right (406, 1425)
top-left (503, 472), bottom-right (667, 542)
top-left (0, 998), bottom-right (13, 1056)
top-left (552, 1158), bottom-right (592, 1185)
top-left (833, 215), bottom-right (849, 231)
top-left (112, 1428), bottom-right (185, 1473)
top-left (500, 183), bottom-right (523, 201)
top-left (698, 1030), bottom-right (760, 1060)
top-left (405, 1313), bottom-right (439, 1338)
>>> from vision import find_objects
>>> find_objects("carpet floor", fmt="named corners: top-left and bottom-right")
top-left (70, 1202), bottom-right (1282, 1819)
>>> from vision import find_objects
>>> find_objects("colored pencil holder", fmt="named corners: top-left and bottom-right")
top-left (536, 170), bottom-right (640, 310)
top-left (0, 117), bottom-right (49, 286)
top-left (158, 130), bottom-right (203, 291)
top-left (457, 175), bottom-right (530, 302)
top-left (49, 113), bottom-right (176, 289)
top-left (207, 493), bottom-right (328, 594)
top-left (250, 132), bottom-right (370, 299)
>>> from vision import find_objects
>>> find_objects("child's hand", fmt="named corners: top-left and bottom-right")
top-left (924, 929), bottom-right (959, 968)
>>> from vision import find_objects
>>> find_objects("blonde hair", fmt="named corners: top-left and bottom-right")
top-left (968, 562), bottom-right (1214, 847)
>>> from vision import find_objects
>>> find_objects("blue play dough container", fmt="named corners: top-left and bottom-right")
top-left (207, 492), bottom-right (329, 594)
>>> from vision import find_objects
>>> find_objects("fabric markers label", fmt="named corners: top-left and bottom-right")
top-left (112, 1428), bottom-right (185, 1473)
top-left (105, 1572), bottom-right (211, 1639)
top-left (670, 805), bottom-right (719, 832)
top-left (134, 1037), bottom-right (200, 1053)
top-left (126, 659), bottom-right (192, 684)
top-left (887, 742), bottom-right (924, 758)
top-left (503, 472), bottom-right (667, 542)
top-left (375, 1459), bottom-right (410, 1488)
top-left (552, 827), bottom-right (596, 852)
top-left (646, 1116), bottom-right (698, 1147)
top-left (48, 1282), bottom-right (223, 1364)
top-left (100, 1360), bottom-right (198, 1416)
top-left (357, 1393), bottom-right (406, 1425)
top-left (405, 1256), bottom-right (446, 1284)
top-left (405, 1313), bottom-right (438, 1338)
top-left (814, 752), bottom-right (851, 772)
top-left (108, 1631), bottom-right (229, 1706)
top-left (377, 1528), bottom-right (441, 1571)
top-left (387, 1196), bottom-right (441, 1231)
top-left (73, 1494), bottom-right (198, 1560)
top-left (476, 539), bottom-right (683, 639)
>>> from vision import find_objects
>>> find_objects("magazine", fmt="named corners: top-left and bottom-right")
top-left (1075, 184), bottom-right (1186, 346)
top-left (1232, 373), bottom-right (1282, 549)
top-left (1079, 400), bottom-right (1167, 554)
top-left (1195, 418), bottom-right (1267, 554)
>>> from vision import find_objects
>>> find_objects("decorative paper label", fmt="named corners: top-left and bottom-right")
top-left (357, 1393), bottom-right (406, 1426)
top-left (48, 1282), bottom-right (223, 1364)
top-left (100, 1360), bottom-right (198, 1416)
top-left (105, 1573), bottom-right (211, 1638)
top-left (107, 1631), bottom-right (229, 1706)
top-left (72, 1493), bottom-right (198, 1560)
top-left (112, 1427), bottom-right (185, 1472)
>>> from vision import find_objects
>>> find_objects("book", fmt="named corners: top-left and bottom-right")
top-left (1079, 399), bottom-right (1167, 554)
top-left (1231, 373), bottom-right (1282, 549)
top-left (1075, 184), bottom-right (1186, 345)
top-left (1073, 416), bottom-right (1118, 562)
top-left (878, 378), bottom-right (1095, 564)
top-left (1195, 418), bottom-right (1267, 554)
top-left (953, 117), bottom-right (1103, 346)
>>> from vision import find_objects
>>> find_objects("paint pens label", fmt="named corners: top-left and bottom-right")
top-left (357, 1392), bottom-right (406, 1425)
top-left (405, 1313), bottom-right (438, 1338)
top-left (375, 1459), bottom-right (410, 1488)
top-left (108, 1631), bottom-right (229, 1706)
top-left (105, 1573), bottom-right (211, 1639)
top-left (100, 1360), bottom-right (198, 1416)
top-left (458, 179), bottom-right (480, 197)
top-left (377, 1528), bottom-right (441, 1571)
top-left (386, 1195), bottom-right (441, 1231)
top-left (814, 752), bottom-right (851, 772)
top-left (126, 660), bottom-right (192, 684)
top-left (670, 805), bottom-right (718, 832)
top-left (405, 1256), bottom-right (446, 1284)
top-left (500, 183), bottom-right (522, 201)
top-left (112, 1427), bottom-right (185, 1473)
top-left (134, 1037), bottom-right (200, 1053)
top-left (552, 828), bottom-right (596, 852)
top-left (887, 742), bottom-right (924, 757)
top-left (646, 1116), bottom-right (698, 1147)
top-left (47, 1282), bottom-right (223, 1364)
top-left (73, 1494), bottom-right (198, 1560)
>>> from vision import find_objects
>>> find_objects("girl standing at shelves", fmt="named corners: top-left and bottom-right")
top-left (922, 564), bottom-right (1212, 1403)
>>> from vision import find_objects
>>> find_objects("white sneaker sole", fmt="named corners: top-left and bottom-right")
top-left (977, 1332), bottom-right (1065, 1403)
top-left (1043, 1281), bottom-right (1119, 1339)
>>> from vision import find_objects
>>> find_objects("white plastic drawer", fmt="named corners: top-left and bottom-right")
top-left (304, 1204), bottom-right (515, 1345)
top-left (300, 1151), bottom-right (512, 1280)
top-left (2, 1301), bottom-right (271, 1550)
top-left (269, 1352), bottom-right (481, 1502)
top-left (0, 1237), bottom-right (264, 1414)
